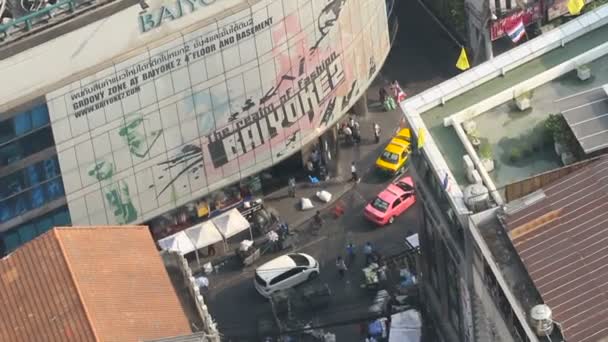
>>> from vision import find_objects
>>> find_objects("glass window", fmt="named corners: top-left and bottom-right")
top-left (288, 254), bottom-right (310, 267)
top-left (2, 231), bottom-right (21, 253)
top-left (371, 197), bottom-right (389, 212)
top-left (35, 216), bottom-right (54, 234)
top-left (18, 223), bottom-right (38, 244)
top-left (13, 112), bottom-right (32, 136)
top-left (270, 268), bottom-right (299, 285)
top-left (0, 142), bottom-right (23, 166)
top-left (0, 172), bottom-right (27, 199)
top-left (24, 127), bottom-right (54, 155)
top-left (0, 126), bottom-right (55, 167)
top-left (53, 209), bottom-right (71, 226)
top-left (0, 199), bottom-right (12, 222)
top-left (0, 120), bottom-right (13, 144)
top-left (392, 198), bottom-right (402, 208)
top-left (26, 164), bottom-right (43, 185)
top-left (30, 186), bottom-right (46, 208)
top-left (380, 151), bottom-right (399, 164)
top-left (13, 193), bottom-right (30, 216)
top-left (43, 158), bottom-right (60, 179)
top-left (46, 179), bottom-right (65, 200)
top-left (30, 105), bottom-right (50, 128)
top-left (255, 274), bottom-right (267, 287)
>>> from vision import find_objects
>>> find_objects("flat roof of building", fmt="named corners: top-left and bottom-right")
top-left (419, 21), bottom-right (608, 185)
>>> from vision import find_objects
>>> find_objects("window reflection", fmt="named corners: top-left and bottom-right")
top-left (0, 156), bottom-right (65, 223)
top-left (0, 103), bottom-right (50, 145)
top-left (0, 126), bottom-right (55, 167)
top-left (0, 206), bottom-right (71, 256)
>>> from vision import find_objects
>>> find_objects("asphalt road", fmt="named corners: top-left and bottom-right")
top-left (206, 174), bottom-right (422, 342)
top-left (205, 1), bottom-right (458, 340)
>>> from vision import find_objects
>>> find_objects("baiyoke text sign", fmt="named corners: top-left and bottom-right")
top-left (139, 0), bottom-right (218, 32)
top-left (490, 3), bottom-right (542, 41)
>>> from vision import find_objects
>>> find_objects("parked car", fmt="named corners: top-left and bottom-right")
top-left (364, 176), bottom-right (416, 225)
top-left (254, 253), bottom-right (319, 298)
top-left (375, 128), bottom-right (411, 175)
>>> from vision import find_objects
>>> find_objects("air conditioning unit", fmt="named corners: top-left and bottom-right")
top-left (530, 304), bottom-right (554, 337)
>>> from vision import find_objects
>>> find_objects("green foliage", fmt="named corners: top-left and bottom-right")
top-left (544, 113), bottom-right (583, 158)
top-left (509, 147), bottom-right (522, 162)
top-left (479, 142), bottom-right (493, 160)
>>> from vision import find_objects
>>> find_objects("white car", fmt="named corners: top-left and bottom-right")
top-left (254, 253), bottom-right (320, 298)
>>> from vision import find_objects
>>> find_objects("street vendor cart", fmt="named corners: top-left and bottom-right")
top-left (235, 240), bottom-right (260, 266)
top-left (361, 263), bottom-right (387, 291)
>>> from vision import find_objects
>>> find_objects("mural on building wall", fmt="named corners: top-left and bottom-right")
top-left (88, 160), bottom-right (138, 224)
top-left (47, 0), bottom-right (390, 225)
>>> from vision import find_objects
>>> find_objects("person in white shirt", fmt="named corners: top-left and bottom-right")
top-left (351, 162), bottom-right (360, 182)
top-left (373, 123), bottom-right (381, 143)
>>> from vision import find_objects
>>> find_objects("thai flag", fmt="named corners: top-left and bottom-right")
top-left (507, 19), bottom-right (526, 43)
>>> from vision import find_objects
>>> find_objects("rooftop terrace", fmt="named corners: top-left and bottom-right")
top-left (470, 55), bottom-right (608, 188)
top-left (420, 21), bottom-right (608, 188)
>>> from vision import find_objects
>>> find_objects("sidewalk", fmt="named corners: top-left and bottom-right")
top-left (263, 78), bottom-right (409, 231)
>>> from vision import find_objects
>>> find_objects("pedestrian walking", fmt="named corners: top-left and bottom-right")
top-left (379, 87), bottom-right (387, 103)
top-left (363, 241), bottom-right (373, 265)
top-left (342, 124), bottom-right (353, 144)
top-left (348, 116), bottom-right (355, 129)
top-left (287, 177), bottom-right (296, 197)
top-left (353, 125), bottom-right (361, 144)
top-left (336, 256), bottom-right (348, 278)
top-left (373, 123), bottom-right (381, 143)
top-left (346, 242), bottom-right (356, 265)
top-left (350, 162), bottom-right (360, 183)
top-left (313, 210), bottom-right (324, 229)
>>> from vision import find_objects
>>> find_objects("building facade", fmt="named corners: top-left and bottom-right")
top-left (0, 0), bottom-right (392, 254)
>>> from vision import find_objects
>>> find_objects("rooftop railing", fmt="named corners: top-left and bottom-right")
top-left (0, 0), bottom-right (113, 44)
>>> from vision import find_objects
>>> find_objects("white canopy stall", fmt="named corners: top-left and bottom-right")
top-left (157, 208), bottom-right (252, 265)
top-left (184, 221), bottom-right (225, 264)
top-left (185, 221), bottom-right (224, 248)
top-left (211, 208), bottom-right (252, 240)
top-left (158, 231), bottom-right (197, 255)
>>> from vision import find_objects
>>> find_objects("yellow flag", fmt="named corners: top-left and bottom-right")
top-left (456, 47), bottom-right (470, 71)
top-left (568, 0), bottom-right (584, 15)
top-left (417, 128), bottom-right (425, 149)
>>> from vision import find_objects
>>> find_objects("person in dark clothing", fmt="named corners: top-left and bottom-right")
top-left (288, 177), bottom-right (296, 197)
top-left (379, 87), bottom-right (387, 103)
top-left (336, 256), bottom-right (347, 278)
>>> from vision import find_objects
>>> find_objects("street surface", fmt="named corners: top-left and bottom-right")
top-left (206, 1), bottom-right (458, 341)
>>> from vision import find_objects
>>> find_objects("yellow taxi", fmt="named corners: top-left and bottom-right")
top-left (375, 128), bottom-right (411, 175)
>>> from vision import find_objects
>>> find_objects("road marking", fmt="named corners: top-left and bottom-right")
top-left (294, 235), bottom-right (328, 252)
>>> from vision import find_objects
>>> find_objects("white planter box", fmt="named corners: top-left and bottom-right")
top-left (481, 158), bottom-right (495, 172)
top-left (515, 97), bottom-right (531, 111)
top-left (577, 67), bottom-right (591, 81)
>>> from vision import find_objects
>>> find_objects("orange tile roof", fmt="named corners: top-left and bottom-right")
top-left (0, 226), bottom-right (192, 342)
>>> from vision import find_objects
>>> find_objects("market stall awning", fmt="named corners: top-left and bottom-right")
top-left (211, 208), bottom-right (251, 239)
top-left (184, 221), bottom-right (223, 249)
top-left (158, 231), bottom-right (197, 255)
